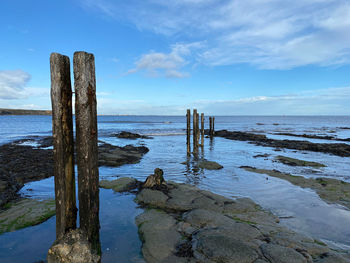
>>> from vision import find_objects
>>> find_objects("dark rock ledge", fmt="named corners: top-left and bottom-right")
top-left (101, 169), bottom-right (350, 263)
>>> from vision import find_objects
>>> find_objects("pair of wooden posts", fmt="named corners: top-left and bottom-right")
top-left (186, 109), bottom-right (215, 154)
top-left (50, 52), bottom-right (100, 254)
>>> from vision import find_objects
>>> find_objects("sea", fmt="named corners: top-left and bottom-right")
top-left (0, 115), bottom-right (350, 262)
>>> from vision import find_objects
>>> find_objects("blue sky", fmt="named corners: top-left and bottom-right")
top-left (1, 0), bottom-right (350, 115)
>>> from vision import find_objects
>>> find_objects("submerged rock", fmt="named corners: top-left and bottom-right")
top-left (112, 131), bottom-right (153, 139)
top-left (198, 160), bottom-right (223, 170)
top-left (0, 198), bottom-right (55, 234)
top-left (99, 177), bottom-right (138, 192)
top-left (47, 229), bottom-right (100, 263)
top-left (241, 166), bottom-right (350, 210)
top-left (275, 155), bottom-right (326, 168)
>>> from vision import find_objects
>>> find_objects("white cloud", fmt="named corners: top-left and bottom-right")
top-left (127, 42), bottom-right (201, 78)
top-left (0, 70), bottom-right (31, 99)
top-left (79, 0), bottom-right (350, 69)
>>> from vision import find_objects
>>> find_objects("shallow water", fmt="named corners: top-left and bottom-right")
top-left (1, 115), bottom-right (350, 261)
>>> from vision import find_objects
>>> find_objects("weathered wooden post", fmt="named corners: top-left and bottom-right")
top-left (212, 116), bottom-right (215, 136)
top-left (196, 113), bottom-right (200, 146)
top-left (209, 117), bottom-right (212, 138)
top-left (74, 51), bottom-right (101, 254)
top-left (193, 109), bottom-right (198, 153)
top-left (201, 113), bottom-right (204, 147)
top-left (50, 53), bottom-right (77, 240)
top-left (186, 109), bottom-right (191, 155)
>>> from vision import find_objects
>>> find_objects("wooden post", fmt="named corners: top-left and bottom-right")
top-left (212, 117), bottom-right (215, 136)
top-left (196, 113), bottom-right (200, 146)
top-left (74, 51), bottom-right (100, 254)
top-left (50, 53), bottom-right (77, 240)
top-left (209, 117), bottom-right (212, 138)
top-left (193, 109), bottom-right (198, 153)
top-left (201, 113), bottom-right (204, 147)
top-left (186, 109), bottom-right (191, 155)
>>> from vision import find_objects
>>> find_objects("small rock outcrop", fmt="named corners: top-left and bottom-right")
top-left (47, 229), bottom-right (100, 263)
top-left (143, 168), bottom-right (165, 188)
top-left (198, 160), bottom-right (223, 170)
top-left (99, 177), bottom-right (138, 192)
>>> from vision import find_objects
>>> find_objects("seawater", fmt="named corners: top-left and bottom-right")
top-left (0, 115), bottom-right (350, 262)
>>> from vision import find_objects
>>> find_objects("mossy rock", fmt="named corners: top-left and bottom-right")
top-left (275, 155), bottom-right (326, 168)
top-left (198, 160), bottom-right (223, 170)
top-left (99, 177), bottom-right (138, 192)
top-left (0, 198), bottom-right (55, 234)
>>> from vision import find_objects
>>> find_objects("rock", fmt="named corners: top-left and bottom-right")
top-left (113, 131), bottom-right (153, 139)
top-left (99, 177), bottom-right (138, 192)
top-left (47, 229), bottom-right (100, 263)
top-left (143, 168), bottom-right (165, 188)
top-left (213, 129), bottom-right (350, 157)
top-left (98, 142), bottom-right (149, 167)
top-left (314, 253), bottom-right (350, 263)
top-left (136, 209), bottom-right (183, 263)
top-left (198, 160), bottom-right (223, 170)
top-left (136, 189), bottom-right (168, 208)
top-left (193, 231), bottom-right (259, 263)
top-left (275, 155), bottom-right (326, 167)
top-left (260, 243), bottom-right (308, 263)
top-left (0, 198), bottom-right (55, 234)
top-left (0, 174), bottom-right (22, 208)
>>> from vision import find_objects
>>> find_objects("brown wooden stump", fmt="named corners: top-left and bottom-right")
top-left (209, 117), bottom-right (213, 138)
top-left (196, 113), bottom-right (200, 146)
top-left (193, 109), bottom-right (198, 153)
top-left (73, 51), bottom-right (100, 254)
top-left (201, 113), bottom-right (204, 147)
top-left (212, 116), bottom-right (215, 136)
top-left (186, 109), bottom-right (191, 155)
top-left (50, 53), bottom-right (77, 240)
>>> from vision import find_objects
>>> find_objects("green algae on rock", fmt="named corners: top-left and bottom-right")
top-left (241, 166), bottom-right (350, 210)
top-left (99, 177), bottom-right (138, 192)
top-left (275, 155), bottom-right (326, 167)
top-left (0, 198), bottom-right (55, 234)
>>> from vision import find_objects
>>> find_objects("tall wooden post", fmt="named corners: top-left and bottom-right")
top-left (74, 51), bottom-right (100, 254)
top-left (186, 109), bottom-right (191, 155)
top-left (196, 113), bottom-right (200, 146)
top-left (209, 117), bottom-right (212, 138)
top-left (50, 53), bottom-right (77, 240)
top-left (200, 113), bottom-right (204, 147)
top-left (212, 117), bottom-right (215, 136)
top-left (193, 109), bottom-right (198, 153)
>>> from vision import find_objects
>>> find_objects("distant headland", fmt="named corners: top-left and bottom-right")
top-left (0, 108), bottom-right (51, 115)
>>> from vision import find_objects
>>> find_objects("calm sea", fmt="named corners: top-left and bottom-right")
top-left (0, 115), bottom-right (350, 262)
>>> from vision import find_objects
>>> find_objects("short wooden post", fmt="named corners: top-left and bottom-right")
top-left (186, 109), bottom-right (191, 155)
top-left (193, 109), bottom-right (198, 153)
top-left (209, 117), bottom-right (212, 138)
top-left (212, 117), bottom-right (215, 136)
top-left (50, 53), bottom-right (77, 240)
top-left (74, 51), bottom-right (101, 254)
top-left (200, 113), bottom-right (204, 147)
top-left (196, 113), bottom-right (200, 145)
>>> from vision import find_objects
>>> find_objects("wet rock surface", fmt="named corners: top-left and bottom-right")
top-left (134, 175), bottom-right (349, 263)
top-left (274, 132), bottom-right (350, 142)
top-left (99, 177), bottom-right (139, 192)
top-left (112, 131), bottom-right (153, 139)
top-left (213, 130), bottom-right (350, 157)
top-left (0, 198), bottom-right (55, 234)
top-left (198, 160), bottom-right (223, 170)
top-left (47, 229), bottom-right (100, 263)
top-left (241, 166), bottom-right (350, 210)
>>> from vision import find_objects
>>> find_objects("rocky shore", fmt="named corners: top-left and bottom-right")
top-left (101, 171), bottom-right (350, 263)
top-left (212, 130), bottom-right (350, 157)
top-left (0, 136), bottom-right (149, 208)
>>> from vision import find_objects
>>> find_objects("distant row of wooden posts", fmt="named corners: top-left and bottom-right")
top-left (186, 109), bottom-right (215, 154)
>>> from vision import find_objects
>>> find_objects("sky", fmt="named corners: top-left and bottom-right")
top-left (1, 0), bottom-right (350, 115)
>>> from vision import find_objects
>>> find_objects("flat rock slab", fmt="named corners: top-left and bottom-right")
top-left (0, 198), bottom-right (55, 234)
top-left (275, 155), bottom-right (326, 167)
top-left (134, 181), bottom-right (349, 263)
top-left (112, 131), bottom-right (153, 140)
top-left (99, 177), bottom-right (138, 192)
